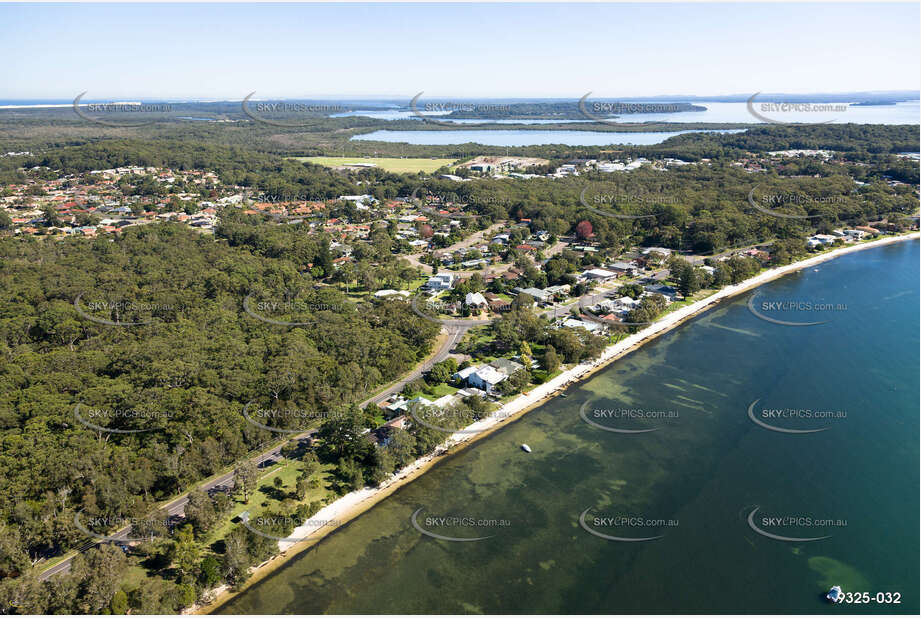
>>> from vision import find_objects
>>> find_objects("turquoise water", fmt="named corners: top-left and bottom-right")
top-left (218, 240), bottom-right (919, 614)
top-left (350, 129), bottom-right (745, 146)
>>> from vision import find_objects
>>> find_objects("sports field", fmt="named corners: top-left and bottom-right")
top-left (291, 156), bottom-right (457, 173)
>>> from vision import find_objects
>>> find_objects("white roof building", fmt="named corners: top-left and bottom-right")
top-left (465, 292), bottom-right (488, 307)
top-left (583, 268), bottom-right (617, 281)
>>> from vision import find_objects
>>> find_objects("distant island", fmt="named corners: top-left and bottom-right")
top-left (412, 100), bottom-right (707, 120)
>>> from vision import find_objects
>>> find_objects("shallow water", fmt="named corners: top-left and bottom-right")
top-left (219, 240), bottom-right (919, 614)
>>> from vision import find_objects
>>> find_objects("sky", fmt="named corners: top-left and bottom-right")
top-left (1, 2), bottom-right (918, 100)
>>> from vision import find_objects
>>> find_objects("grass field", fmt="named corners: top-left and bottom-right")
top-left (291, 156), bottom-right (457, 174)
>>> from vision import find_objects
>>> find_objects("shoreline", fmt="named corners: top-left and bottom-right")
top-left (197, 232), bottom-right (919, 614)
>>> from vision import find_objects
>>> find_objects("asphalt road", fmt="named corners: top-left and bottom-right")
top-left (37, 435), bottom-right (313, 580)
top-left (38, 277), bottom-right (596, 580)
top-left (38, 325), bottom-right (471, 581)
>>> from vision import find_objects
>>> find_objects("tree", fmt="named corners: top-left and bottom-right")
top-left (542, 345), bottom-right (561, 373)
top-left (385, 428), bottom-right (417, 469)
top-left (318, 407), bottom-right (369, 461)
top-left (426, 359), bottom-right (454, 385)
top-left (234, 459), bottom-right (259, 502)
top-left (221, 528), bottom-right (252, 588)
top-left (185, 488), bottom-right (218, 535)
top-left (680, 266), bottom-right (700, 296)
top-left (335, 458), bottom-right (365, 492)
top-left (110, 588), bottom-right (129, 614)
top-left (172, 525), bottom-right (202, 580)
top-left (41, 205), bottom-right (61, 227)
top-left (575, 220), bottom-right (594, 240)
top-left (72, 544), bottom-right (128, 614)
top-left (198, 555), bottom-right (221, 589)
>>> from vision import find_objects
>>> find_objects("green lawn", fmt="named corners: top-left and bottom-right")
top-left (202, 458), bottom-right (335, 547)
top-left (404, 382), bottom-right (459, 400)
top-left (291, 156), bottom-right (457, 174)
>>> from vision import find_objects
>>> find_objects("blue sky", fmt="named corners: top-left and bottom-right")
top-left (1, 2), bottom-right (918, 99)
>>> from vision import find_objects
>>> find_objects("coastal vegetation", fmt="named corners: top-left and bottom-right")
top-left (0, 114), bottom-right (917, 613)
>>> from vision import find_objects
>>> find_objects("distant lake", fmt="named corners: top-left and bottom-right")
top-left (334, 100), bottom-right (920, 126)
top-left (351, 129), bottom-right (745, 146)
top-left (604, 100), bottom-right (920, 125)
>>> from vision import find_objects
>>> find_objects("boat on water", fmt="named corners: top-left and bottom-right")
top-left (520, 444), bottom-right (532, 453)
top-left (559, 393), bottom-right (568, 398)
top-left (826, 586), bottom-right (842, 603)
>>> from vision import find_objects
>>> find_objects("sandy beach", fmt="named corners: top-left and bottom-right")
top-left (197, 232), bottom-right (918, 614)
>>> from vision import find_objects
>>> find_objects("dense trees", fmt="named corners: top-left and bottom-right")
top-left (0, 223), bottom-right (438, 610)
top-left (0, 118), bottom-right (916, 613)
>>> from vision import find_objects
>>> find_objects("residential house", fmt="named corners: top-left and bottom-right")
top-left (561, 317), bottom-right (605, 334)
top-left (514, 287), bottom-right (553, 305)
top-left (581, 268), bottom-right (618, 282)
top-left (466, 365), bottom-right (508, 395)
top-left (424, 273), bottom-right (455, 291)
top-left (465, 292), bottom-right (488, 309)
top-left (608, 261), bottom-right (638, 276)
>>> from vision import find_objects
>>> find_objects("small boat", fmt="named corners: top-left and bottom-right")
top-left (826, 586), bottom-right (842, 603)
top-left (520, 444), bottom-right (532, 453)
top-left (559, 393), bottom-right (568, 398)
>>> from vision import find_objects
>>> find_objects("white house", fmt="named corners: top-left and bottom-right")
top-left (465, 292), bottom-right (488, 308)
top-left (807, 234), bottom-right (837, 248)
top-left (452, 366), bottom-right (479, 382)
top-left (425, 273), bottom-right (455, 291)
top-left (561, 317), bottom-right (605, 334)
top-left (641, 247), bottom-right (673, 257)
top-left (374, 289), bottom-right (411, 299)
top-left (467, 366), bottom-right (508, 395)
top-left (582, 268), bottom-right (617, 282)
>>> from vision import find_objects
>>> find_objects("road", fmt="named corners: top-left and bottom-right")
top-left (39, 325), bottom-right (474, 580)
top-left (359, 323), bottom-right (471, 408)
top-left (38, 434), bottom-right (311, 580)
top-left (38, 249), bottom-right (579, 581)
top-left (401, 222), bottom-right (508, 276)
